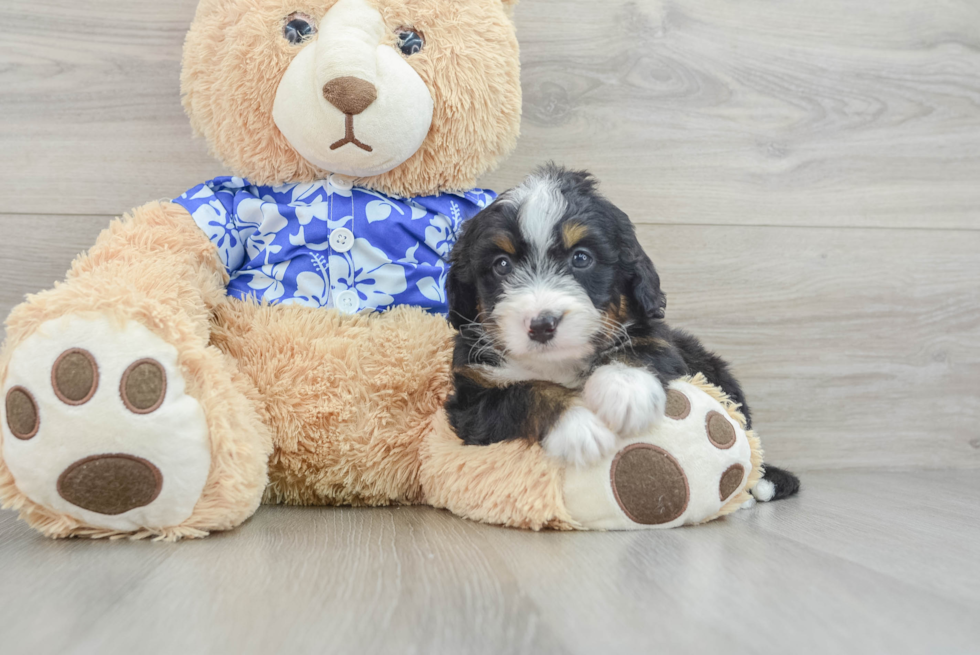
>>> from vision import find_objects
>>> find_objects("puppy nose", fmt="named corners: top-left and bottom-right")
top-left (528, 313), bottom-right (561, 343)
top-left (322, 76), bottom-right (378, 115)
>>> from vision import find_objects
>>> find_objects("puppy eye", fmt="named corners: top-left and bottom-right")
top-left (284, 13), bottom-right (316, 45)
top-left (396, 28), bottom-right (424, 56)
top-left (571, 249), bottom-right (594, 269)
top-left (492, 256), bottom-right (512, 277)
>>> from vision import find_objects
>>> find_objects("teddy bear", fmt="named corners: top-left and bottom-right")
top-left (0, 0), bottom-right (762, 540)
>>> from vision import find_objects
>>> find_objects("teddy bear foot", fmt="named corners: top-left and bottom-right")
top-left (562, 377), bottom-right (761, 530)
top-left (2, 314), bottom-right (212, 533)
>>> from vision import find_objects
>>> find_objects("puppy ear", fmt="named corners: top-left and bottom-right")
top-left (446, 264), bottom-right (479, 330)
top-left (616, 214), bottom-right (666, 320)
top-left (629, 249), bottom-right (667, 320)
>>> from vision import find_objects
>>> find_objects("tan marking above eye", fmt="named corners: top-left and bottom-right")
top-left (5, 386), bottom-right (39, 440)
top-left (120, 359), bottom-right (167, 414)
top-left (492, 234), bottom-right (516, 254)
top-left (610, 443), bottom-right (690, 525)
top-left (561, 222), bottom-right (588, 249)
top-left (665, 389), bottom-right (691, 420)
top-left (706, 411), bottom-right (736, 449)
top-left (51, 348), bottom-right (99, 406)
top-left (719, 464), bottom-right (745, 501)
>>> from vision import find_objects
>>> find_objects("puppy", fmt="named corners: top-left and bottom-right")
top-left (444, 165), bottom-right (799, 501)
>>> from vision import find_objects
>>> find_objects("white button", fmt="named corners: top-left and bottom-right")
top-left (330, 227), bottom-right (354, 252)
top-left (329, 174), bottom-right (353, 191)
top-left (335, 290), bottom-right (359, 314)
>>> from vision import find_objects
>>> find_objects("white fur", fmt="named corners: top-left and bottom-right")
top-left (515, 175), bottom-right (567, 256)
top-left (582, 362), bottom-right (666, 436)
top-left (543, 405), bottom-right (619, 467)
top-left (272, 0), bottom-right (433, 177)
top-left (492, 266), bottom-right (602, 363)
top-left (751, 478), bottom-right (776, 502)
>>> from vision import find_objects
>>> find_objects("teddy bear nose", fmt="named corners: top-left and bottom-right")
top-left (322, 76), bottom-right (378, 115)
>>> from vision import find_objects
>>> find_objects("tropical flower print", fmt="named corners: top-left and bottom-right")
top-left (173, 175), bottom-right (494, 315)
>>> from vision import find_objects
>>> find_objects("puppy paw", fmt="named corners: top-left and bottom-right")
top-left (582, 363), bottom-right (666, 436)
top-left (543, 405), bottom-right (618, 467)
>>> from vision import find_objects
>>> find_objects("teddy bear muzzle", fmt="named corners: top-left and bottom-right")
top-left (272, 0), bottom-right (434, 177)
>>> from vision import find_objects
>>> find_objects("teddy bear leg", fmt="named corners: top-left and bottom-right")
top-left (0, 202), bottom-right (272, 539)
top-left (419, 376), bottom-right (762, 532)
top-left (562, 376), bottom-right (762, 529)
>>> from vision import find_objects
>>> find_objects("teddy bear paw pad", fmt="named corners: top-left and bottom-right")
top-left (562, 380), bottom-right (755, 530)
top-left (2, 315), bottom-right (210, 532)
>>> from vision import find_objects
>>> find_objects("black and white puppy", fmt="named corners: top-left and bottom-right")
top-left (444, 165), bottom-right (799, 502)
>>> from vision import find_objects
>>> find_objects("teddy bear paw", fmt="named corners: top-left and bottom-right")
top-left (2, 314), bottom-right (211, 532)
top-left (582, 362), bottom-right (666, 436)
top-left (562, 379), bottom-right (756, 529)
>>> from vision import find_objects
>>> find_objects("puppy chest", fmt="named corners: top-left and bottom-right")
top-left (174, 174), bottom-right (495, 315)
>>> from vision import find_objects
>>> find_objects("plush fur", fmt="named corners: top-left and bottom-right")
top-left (445, 166), bottom-right (799, 495)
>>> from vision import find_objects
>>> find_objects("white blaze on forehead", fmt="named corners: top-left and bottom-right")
top-left (510, 174), bottom-right (567, 256)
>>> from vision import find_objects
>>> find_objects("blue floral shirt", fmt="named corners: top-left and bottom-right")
top-left (173, 175), bottom-right (495, 315)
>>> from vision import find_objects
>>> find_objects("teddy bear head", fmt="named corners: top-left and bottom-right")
top-left (182, 0), bottom-right (521, 197)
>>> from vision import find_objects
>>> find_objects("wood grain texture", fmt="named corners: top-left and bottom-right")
top-left (0, 215), bottom-right (107, 320)
top-left (0, 0), bottom-right (978, 227)
top-left (0, 470), bottom-right (978, 655)
top-left (3, 215), bottom-right (977, 470)
top-left (491, 0), bottom-right (980, 230)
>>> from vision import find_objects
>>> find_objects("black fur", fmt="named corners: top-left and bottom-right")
top-left (445, 164), bottom-right (799, 500)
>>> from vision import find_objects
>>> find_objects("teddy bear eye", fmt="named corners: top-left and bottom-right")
top-left (284, 12), bottom-right (317, 45)
top-left (396, 28), bottom-right (424, 56)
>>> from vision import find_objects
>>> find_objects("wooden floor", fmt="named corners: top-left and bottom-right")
top-left (1, 1), bottom-right (979, 653)
top-left (0, 469), bottom-right (977, 655)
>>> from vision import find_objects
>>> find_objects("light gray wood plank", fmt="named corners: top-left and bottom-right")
top-left (476, 475), bottom-right (980, 654)
top-left (485, 0), bottom-right (980, 230)
top-left (0, 215), bottom-right (109, 323)
top-left (0, 0), bottom-right (221, 215)
top-left (1, 0), bottom-right (979, 229)
top-left (0, 470), bottom-right (977, 655)
top-left (2, 216), bottom-right (978, 470)
top-left (638, 223), bottom-right (980, 470)
top-left (734, 469), bottom-right (980, 606)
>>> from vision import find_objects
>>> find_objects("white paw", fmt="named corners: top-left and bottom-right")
top-left (751, 478), bottom-right (776, 502)
top-left (582, 363), bottom-right (666, 436)
top-left (543, 405), bottom-right (618, 467)
top-left (2, 315), bottom-right (211, 532)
